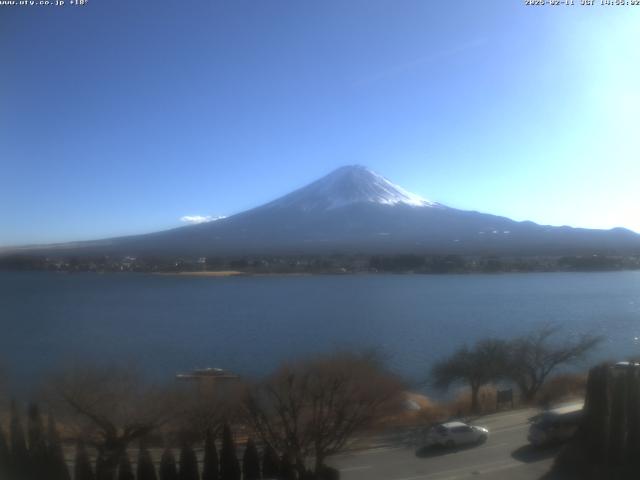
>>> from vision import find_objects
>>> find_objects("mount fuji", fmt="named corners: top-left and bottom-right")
top-left (8, 165), bottom-right (640, 257)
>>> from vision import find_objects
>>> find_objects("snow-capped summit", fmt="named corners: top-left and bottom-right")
top-left (264, 165), bottom-right (440, 211)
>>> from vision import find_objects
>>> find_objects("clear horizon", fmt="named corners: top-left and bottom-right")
top-left (2, 1), bottom-right (639, 246)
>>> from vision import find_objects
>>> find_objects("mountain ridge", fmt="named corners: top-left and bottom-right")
top-left (4, 165), bottom-right (640, 258)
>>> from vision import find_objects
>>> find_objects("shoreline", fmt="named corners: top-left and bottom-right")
top-left (152, 270), bottom-right (315, 277)
top-left (153, 270), bottom-right (246, 277)
top-left (3, 268), bottom-right (640, 277)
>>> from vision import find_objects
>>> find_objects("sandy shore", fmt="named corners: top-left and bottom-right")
top-left (153, 271), bottom-right (316, 277)
top-left (154, 270), bottom-right (246, 277)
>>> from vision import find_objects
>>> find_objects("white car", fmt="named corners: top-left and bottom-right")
top-left (424, 421), bottom-right (489, 448)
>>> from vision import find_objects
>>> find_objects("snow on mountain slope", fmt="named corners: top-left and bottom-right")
top-left (262, 165), bottom-right (441, 211)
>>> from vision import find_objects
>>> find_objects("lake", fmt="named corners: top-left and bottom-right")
top-left (1, 271), bottom-right (640, 392)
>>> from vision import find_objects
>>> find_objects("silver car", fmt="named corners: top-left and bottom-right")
top-left (528, 403), bottom-right (583, 447)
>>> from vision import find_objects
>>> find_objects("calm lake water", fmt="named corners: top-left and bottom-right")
top-left (2, 271), bottom-right (640, 391)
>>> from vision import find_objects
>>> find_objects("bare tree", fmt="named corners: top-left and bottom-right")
top-left (47, 365), bottom-right (179, 480)
top-left (244, 351), bottom-right (404, 477)
top-left (0, 362), bottom-right (7, 405)
top-left (507, 325), bottom-right (601, 402)
top-left (173, 382), bottom-right (246, 443)
top-left (431, 339), bottom-right (510, 413)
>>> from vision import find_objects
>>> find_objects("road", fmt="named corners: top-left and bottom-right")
top-left (329, 407), bottom-right (566, 480)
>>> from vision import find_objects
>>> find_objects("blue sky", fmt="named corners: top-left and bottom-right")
top-left (1, 0), bottom-right (639, 246)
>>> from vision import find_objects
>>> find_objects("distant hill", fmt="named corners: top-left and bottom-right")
top-left (5, 165), bottom-right (640, 258)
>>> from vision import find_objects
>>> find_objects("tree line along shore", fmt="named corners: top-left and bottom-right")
top-left (2, 252), bottom-right (640, 275)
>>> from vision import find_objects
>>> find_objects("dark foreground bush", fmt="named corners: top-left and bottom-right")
top-left (118, 452), bottom-right (135, 480)
top-left (201, 430), bottom-right (219, 480)
top-left (75, 441), bottom-right (95, 480)
top-left (552, 363), bottom-right (640, 479)
top-left (242, 438), bottom-right (260, 480)
top-left (220, 425), bottom-right (240, 480)
top-left (179, 444), bottom-right (199, 480)
top-left (137, 444), bottom-right (158, 480)
top-left (315, 465), bottom-right (340, 480)
top-left (159, 448), bottom-right (178, 480)
top-left (261, 444), bottom-right (280, 479)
